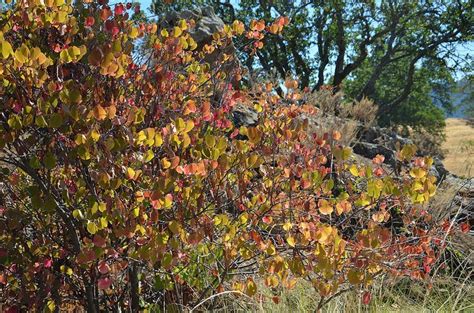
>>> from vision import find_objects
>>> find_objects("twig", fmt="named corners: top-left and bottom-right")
top-left (189, 290), bottom-right (254, 312)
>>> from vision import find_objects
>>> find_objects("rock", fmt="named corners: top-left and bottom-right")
top-left (359, 126), bottom-right (413, 150)
top-left (231, 104), bottom-right (258, 128)
top-left (163, 6), bottom-right (239, 75)
top-left (352, 141), bottom-right (397, 166)
top-left (165, 7), bottom-right (225, 45)
top-left (430, 157), bottom-right (450, 182)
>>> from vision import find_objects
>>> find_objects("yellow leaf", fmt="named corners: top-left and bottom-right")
top-left (14, 44), bottom-right (29, 64)
top-left (144, 150), bottom-right (154, 162)
top-left (90, 202), bottom-right (98, 215)
top-left (90, 129), bottom-right (100, 142)
top-left (239, 212), bottom-right (249, 224)
top-left (265, 275), bottom-right (279, 288)
top-left (98, 202), bottom-right (106, 212)
top-left (1, 40), bottom-right (13, 59)
top-left (184, 120), bottom-right (194, 133)
top-left (204, 134), bottom-right (216, 148)
top-left (245, 278), bottom-right (257, 296)
top-left (46, 300), bottom-right (55, 313)
top-left (72, 209), bottom-right (83, 219)
top-left (287, 235), bottom-right (296, 247)
top-left (178, 19), bottom-right (188, 31)
top-left (266, 244), bottom-right (276, 256)
top-left (154, 133), bottom-right (163, 147)
top-left (126, 167), bottom-right (136, 180)
top-left (254, 103), bottom-right (263, 113)
top-left (133, 207), bottom-right (140, 217)
top-left (129, 27), bottom-right (139, 39)
top-left (172, 26), bottom-right (182, 38)
top-left (168, 221), bottom-right (180, 234)
top-left (75, 134), bottom-right (87, 145)
top-left (99, 217), bottom-right (108, 228)
top-left (349, 164), bottom-right (359, 177)
top-left (409, 168), bottom-right (426, 179)
top-left (163, 194), bottom-right (173, 208)
top-left (87, 221), bottom-right (97, 234)
top-left (161, 158), bottom-right (171, 169)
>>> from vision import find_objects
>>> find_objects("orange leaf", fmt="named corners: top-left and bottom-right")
top-left (93, 105), bottom-right (107, 120)
top-left (184, 100), bottom-right (196, 115)
top-left (318, 199), bottom-right (333, 215)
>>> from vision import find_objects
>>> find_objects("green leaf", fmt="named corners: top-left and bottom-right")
top-left (49, 113), bottom-right (64, 128)
top-left (348, 269), bottom-right (364, 284)
top-left (29, 156), bottom-right (41, 169)
top-left (44, 151), bottom-right (57, 169)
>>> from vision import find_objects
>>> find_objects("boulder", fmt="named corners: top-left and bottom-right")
top-left (231, 104), bottom-right (258, 128)
top-left (164, 7), bottom-right (225, 46)
top-left (359, 126), bottom-right (413, 150)
top-left (163, 6), bottom-right (239, 76)
top-left (352, 141), bottom-right (397, 166)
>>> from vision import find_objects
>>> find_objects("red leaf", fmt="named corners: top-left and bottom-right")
top-left (99, 7), bottom-right (112, 21)
top-left (374, 167), bottom-right (384, 177)
top-left (362, 291), bottom-right (371, 305)
top-left (105, 20), bottom-right (115, 32)
top-left (85, 16), bottom-right (95, 27)
top-left (93, 234), bottom-right (106, 248)
top-left (134, 4), bottom-right (141, 14)
top-left (111, 26), bottom-right (120, 36)
top-left (43, 258), bottom-right (53, 268)
top-left (98, 261), bottom-right (110, 274)
top-left (230, 128), bottom-right (239, 139)
top-left (114, 4), bottom-right (124, 16)
top-left (372, 154), bottom-right (385, 165)
top-left (98, 277), bottom-right (112, 290)
top-left (460, 222), bottom-right (470, 233)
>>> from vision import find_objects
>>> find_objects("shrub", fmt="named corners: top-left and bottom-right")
top-left (0, 1), bottom-right (458, 311)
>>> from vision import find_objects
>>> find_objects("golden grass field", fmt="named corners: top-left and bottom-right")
top-left (442, 118), bottom-right (474, 177)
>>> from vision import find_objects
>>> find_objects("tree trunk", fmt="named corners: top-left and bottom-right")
top-left (129, 262), bottom-right (140, 312)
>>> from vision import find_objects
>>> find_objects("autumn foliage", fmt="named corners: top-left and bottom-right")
top-left (0, 1), bottom-right (453, 311)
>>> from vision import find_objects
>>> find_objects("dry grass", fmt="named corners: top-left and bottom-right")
top-left (442, 118), bottom-right (474, 177)
top-left (304, 90), bottom-right (378, 146)
top-left (208, 274), bottom-right (474, 312)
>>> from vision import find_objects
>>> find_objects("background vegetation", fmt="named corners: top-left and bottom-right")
top-left (152, 0), bottom-right (473, 139)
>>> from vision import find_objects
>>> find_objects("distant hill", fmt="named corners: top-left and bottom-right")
top-left (446, 77), bottom-right (473, 118)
